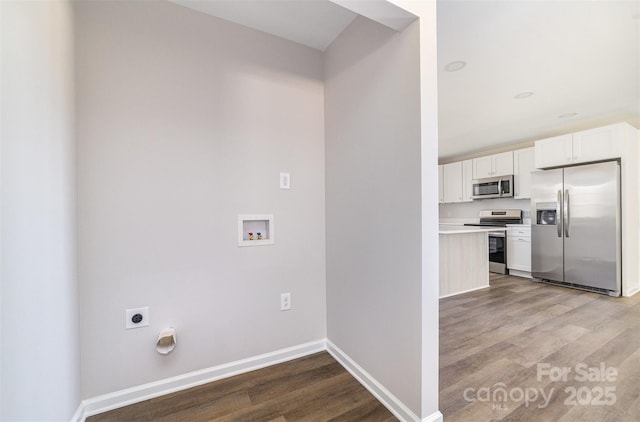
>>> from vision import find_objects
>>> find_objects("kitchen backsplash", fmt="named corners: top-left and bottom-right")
top-left (439, 198), bottom-right (531, 223)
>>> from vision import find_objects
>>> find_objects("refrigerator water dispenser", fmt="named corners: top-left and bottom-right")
top-left (536, 205), bottom-right (557, 226)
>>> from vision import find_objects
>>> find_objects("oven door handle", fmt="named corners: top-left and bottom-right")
top-left (488, 231), bottom-right (505, 238)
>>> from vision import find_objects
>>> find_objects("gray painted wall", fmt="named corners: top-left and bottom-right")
top-left (324, 16), bottom-right (423, 415)
top-left (76, 1), bottom-right (326, 397)
top-left (0, 0), bottom-right (80, 419)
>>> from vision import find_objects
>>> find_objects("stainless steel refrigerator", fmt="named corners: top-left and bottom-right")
top-left (530, 161), bottom-right (621, 296)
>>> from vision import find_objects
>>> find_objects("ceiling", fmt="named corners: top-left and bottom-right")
top-left (169, 0), bottom-right (639, 161)
top-left (437, 0), bottom-right (640, 160)
top-left (169, 0), bottom-right (358, 51)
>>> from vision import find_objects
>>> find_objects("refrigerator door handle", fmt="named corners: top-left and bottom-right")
top-left (557, 190), bottom-right (562, 238)
top-left (564, 189), bottom-right (570, 238)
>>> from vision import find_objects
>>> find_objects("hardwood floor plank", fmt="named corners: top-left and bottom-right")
top-left (325, 398), bottom-right (398, 422)
top-left (211, 372), bottom-right (362, 422)
top-left (154, 391), bottom-right (252, 422)
top-left (440, 275), bottom-right (640, 422)
top-left (88, 352), bottom-right (397, 422)
top-left (247, 361), bottom-right (346, 405)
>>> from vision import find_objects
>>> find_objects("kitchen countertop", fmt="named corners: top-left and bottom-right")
top-left (439, 225), bottom-right (508, 235)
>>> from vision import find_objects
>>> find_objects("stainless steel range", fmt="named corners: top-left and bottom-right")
top-left (464, 209), bottom-right (523, 274)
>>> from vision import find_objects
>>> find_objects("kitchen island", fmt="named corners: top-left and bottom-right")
top-left (439, 225), bottom-right (507, 298)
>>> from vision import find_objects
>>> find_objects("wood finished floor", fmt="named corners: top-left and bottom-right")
top-left (89, 275), bottom-right (639, 422)
top-left (440, 274), bottom-right (640, 422)
top-left (87, 351), bottom-right (397, 422)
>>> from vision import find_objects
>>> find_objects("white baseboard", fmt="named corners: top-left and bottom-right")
top-left (78, 339), bottom-right (326, 421)
top-left (70, 402), bottom-right (85, 422)
top-left (74, 338), bottom-right (443, 422)
top-left (508, 269), bottom-right (532, 279)
top-left (326, 339), bottom-right (424, 422)
top-left (422, 410), bottom-right (444, 422)
top-left (439, 284), bottom-right (490, 299)
top-left (624, 287), bottom-right (639, 297)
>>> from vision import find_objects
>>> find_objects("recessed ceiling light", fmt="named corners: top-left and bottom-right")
top-left (558, 113), bottom-right (578, 119)
top-left (444, 61), bottom-right (467, 72)
top-left (514, 91), bottom-right (534, 99)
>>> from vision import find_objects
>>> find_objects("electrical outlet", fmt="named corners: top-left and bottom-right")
top-left (280, 172), bottom-right (291, 189)
top-left (125, 307), bottom-right (149, 329)
top-left (280, 293), bottom-right (291, 311)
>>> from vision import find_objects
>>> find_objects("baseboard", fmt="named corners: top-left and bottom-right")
top-left (439, 284), bottom-right (490, 299)
top-left (70, 402), bottom-right (86, 422)
top-left (624, 287), bottom-right (639, 297)
top-left (422, 410), bottom-right (444, 422)
top-left (508, 269), bottom-right (532, 279)
top-left (75, 338), bottom-right (442, 422)
top-left (79, 339), bottom-right (326, 420)
top-left (326, 339), bottom-right (423, 422)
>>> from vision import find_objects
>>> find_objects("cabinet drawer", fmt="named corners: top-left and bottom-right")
top-left (507, 227), bottom-right (531, 237)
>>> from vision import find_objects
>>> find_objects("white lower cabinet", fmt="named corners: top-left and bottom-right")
top-left (507, 226), bottom-right (531, 277)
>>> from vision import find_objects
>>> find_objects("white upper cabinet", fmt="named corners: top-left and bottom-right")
top-left (472, 151), bottom-right (514, 179)
top-left (472, 155), bottom-right (493, 179)
top-left (462, 159), bottom-right (473, 202)
top-left (535, 123), bottom-right (624, 169)
top-left (493, 151), bottom-right (515, 177)
top-left (513, 147), bottom-right (535, 199)
top-left (572, 124), bottom-right (623, 164)
top-left (535, 134), bottom-right (573, 168)
top-left (443, 162), bottom-right (463, 203)
top-left (438, 165), bottom-right (444, 204)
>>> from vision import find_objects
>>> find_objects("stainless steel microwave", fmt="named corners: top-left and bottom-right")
top-left (471, 175), bottom-right (514, 199)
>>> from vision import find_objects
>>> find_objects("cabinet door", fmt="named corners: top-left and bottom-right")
top-left (534, 134), bottom-right (573, 168)
top-left (472, 155), bottom-right (493, 179)
top-left (462, 159), bottom-right (473, 202)
top-left (492, 151), bottom-right (514, 177)
top-left (443, 162), bottom-right (463, 203)
top-left (507, 236), bottom-right (531, 272)
top-left (514, 147), bottom-right (535, 199)
top-left (438, 165), bottom-right (444, 203)
top-left (573, 124), bottom-right (622, 164)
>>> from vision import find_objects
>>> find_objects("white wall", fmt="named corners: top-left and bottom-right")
top-left (324, 16), bottom-right (424, 416)
top-left (440, 198), bottom-right (531, 222)
top-left (0, 1), bottom-right (80, 420)
top-left (387, 1), bottom-right (442, 417)
top-left (622, 124), bottom-right (640, 296)
top-left (76, 0), bottom-right (326, 398)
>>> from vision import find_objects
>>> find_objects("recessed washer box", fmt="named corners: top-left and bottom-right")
top-left (238, 214), bottom-right (274, 247)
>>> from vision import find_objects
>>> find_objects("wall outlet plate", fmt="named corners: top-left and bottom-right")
top-left (280, 293), bottom-right (291, 311)
top-left (125, 307), bottom-right (149, 329)
top-left (279, 172), bottom-right (291, 189)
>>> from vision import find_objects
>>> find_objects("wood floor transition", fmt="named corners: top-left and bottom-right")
top-left (88, 274), bottom-right (639, 421)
